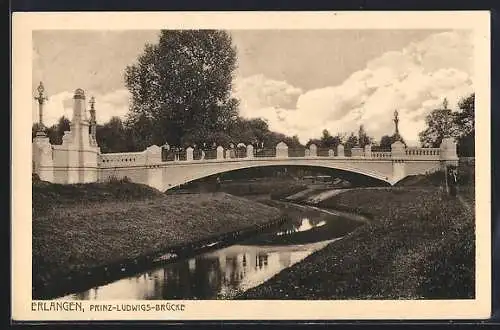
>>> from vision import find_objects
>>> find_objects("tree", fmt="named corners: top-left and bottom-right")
top-left (124, 30), bottom-right (239, 149)
top-left (50, 116), bottom-right (71, 145)
top-left (378, 134), bottom-right (406, 150)
top-left (379, 135), bottom-right (393, 149)
top-left (358, 125), bottom-right (372, 148)
top-left (344, 133), bottom-right (359, 150)
top-left (455, 93), bottom-right (475, 156)
top-left (319, 129), bottom-right (342, 149)
top-left (418, 99), bottom-right (457, 147)
top-left (455, 93), bottom-right (474, 136)
top-left (96, 117), bottom-right (130, 153)
top-left (32, 116), bottom-right (71, 145)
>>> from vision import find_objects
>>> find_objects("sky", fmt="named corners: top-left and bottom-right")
top-left (32, 29), bottom-right (474, 145)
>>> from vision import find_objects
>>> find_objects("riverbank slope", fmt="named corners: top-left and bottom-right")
top-left (32, 179), bottom-right (282, 294)
top-left (239, 186), bottom-right (475, 299)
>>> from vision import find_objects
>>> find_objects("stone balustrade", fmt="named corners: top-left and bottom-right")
top-left (97, 140), bottom-right (449, 168)
top-left (99, 151), bottom-right (147, 167)
top-left (405, 147), bottom-right (441, 156)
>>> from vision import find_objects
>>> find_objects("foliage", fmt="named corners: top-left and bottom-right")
top-left (418, 94), bottom-right (475, 156)
top-left (455, 94), bottom-right (475, 157)
top-left (124, 30), bottom-right (239, 148)
top-left (344, 132), bottom-right (359, 151)
top-left (358, 125), bottom-right (372, 148)
top-left (32, 116), bottom-right (71, 145)
top-left (418, 102), bottom-right (457, 147)
top-left (378, 134), bottom-right (406, 150)
top-left (96, 117), bottom-right (133, 153)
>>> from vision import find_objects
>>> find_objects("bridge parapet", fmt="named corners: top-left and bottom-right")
top-left (100, 151), bottom-right (148, 167)
top-left (371, 151), bottom-right (392, 159)
top-left (98, 141), bottom-right (451, 167)
top-left (405, 147), bottom-right (440, 159)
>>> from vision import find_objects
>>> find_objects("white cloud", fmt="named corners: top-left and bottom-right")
top-left (33, 30), bottom-right (474, 147)
top-left (235, 30), bottom-right (474, 146)
top-left (233, 74), bottom-right (303, 116)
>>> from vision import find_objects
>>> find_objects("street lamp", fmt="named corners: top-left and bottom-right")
top-left (34, 81), bottom-right (49, 136)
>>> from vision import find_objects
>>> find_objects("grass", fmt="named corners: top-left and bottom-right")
top-left (238, 186), bottom-right (475, 299)
top-left (32, 180), bottom-right (282, 289)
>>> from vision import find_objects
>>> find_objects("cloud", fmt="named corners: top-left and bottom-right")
top-left (235, 30), bottom-right (474, 145)
top-left (233, 74), bottom-right (303, 114)
top-left (32, 89), bottom-right (131, 126)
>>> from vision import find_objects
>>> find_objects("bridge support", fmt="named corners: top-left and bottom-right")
top-left (32, 134), bottom-right (54, 182)
top-left (33, 88), bottom-right (100, 184)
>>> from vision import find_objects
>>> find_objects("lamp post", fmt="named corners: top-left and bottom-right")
top-left (34, 81), bottom-right (48, 136)
top-left (89, 96), bottom-right (97, 144)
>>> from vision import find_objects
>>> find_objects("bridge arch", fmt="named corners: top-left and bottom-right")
top-left (155, 159), bottom-right (394, 192)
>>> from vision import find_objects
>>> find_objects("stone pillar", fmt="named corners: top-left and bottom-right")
top-left (51, 88), bottom-right (100, 184)
top-left (391, 141), bottom-right (406, 159)
top-left (364, 144), bottom-right (372, 158)
top-left (309, 144), bottom-right (317, 157)
top-left (337, 144), bottom-right (345, 157)
top-left (440, 137), bottom-right (459, 165)
top-left (246, 144), bottom-right (254, 158)
top-left (146, 145), bottom-right (162, 164)
top-left (186, 147), bottom-right (194, 161)
top-left (89, 96), bottom-right (97, 146)
top-left (391, 141), bottom-right (406, 184)
top-left (305, 149), bottom-right (310, 157)
top-left (32, 135), bottom-right (53, 182)
top-left (144, 145), bottom-right (163, 190)
top-left (216, 146), bottom-right (224, 160)
top-left (328, 149), bottom-right (335, 157)
top-left (276, 142), bottom-right (288, 158)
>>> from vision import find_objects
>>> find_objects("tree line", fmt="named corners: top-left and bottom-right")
top-left (32, 30), bottom-right (474, 157)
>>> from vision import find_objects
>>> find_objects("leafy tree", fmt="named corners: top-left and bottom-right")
top-left (455, 93), bottom-right (474, 136)
top-left (96, 117), bottom-right (130, 153)
top-left (32, 116), bottom-right (71, 145)
top-left (418, 99), bottom-right (457, 147)
top-left (320, 129), bottom-right (342, 149)
top-left (50, 116), bottom-right (71, 145)
top-left (455, 93), bottom-right (475, 156)
top-left (124, 30), bottom-right (239, 149)
top-left (344, 133), bottom-right (359, 150)
top-left (378, 134), bottom-right (406, 150)
top-left (379, 135), bottom-right (393, 149)
top-left (358, 125), bottom-right (372, 148)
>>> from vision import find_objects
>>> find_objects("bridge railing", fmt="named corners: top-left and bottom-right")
top-left (98, 142), bottom-right (445, 167)
top-left (371, 151), bottom-right (392, 159)
top-left (100, 151), bottom-right (147, 167)
top-left (254, 148), bottom-right (277, 158)
top-left (405, 147), bottom-right (440, 157)
top-left (288, 148), bottom-right (306, 157)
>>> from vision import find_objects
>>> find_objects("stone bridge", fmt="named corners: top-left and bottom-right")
top-left (97, 140), bottom-right (457, 191)
top-left (32, 88), bottom-right (459, 191)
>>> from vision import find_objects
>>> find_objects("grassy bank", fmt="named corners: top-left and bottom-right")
top-left (33, 180), bottom-right (281, 294)
top-left (239, 186), bottom-right (475, 299)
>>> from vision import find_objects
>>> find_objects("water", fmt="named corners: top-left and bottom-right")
top-left (59, 203), bottom-right (357, 300)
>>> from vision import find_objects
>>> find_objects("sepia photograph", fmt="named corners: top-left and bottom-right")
top-left (12, 11), bottom-right (491, 321)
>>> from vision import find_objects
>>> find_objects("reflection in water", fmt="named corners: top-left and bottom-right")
top-left (276, 217), bottom-right (326, 236)
top-left (59, 211), bottom-right (346, 300)
top-left (59, 240), bottom-right (334, 300)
